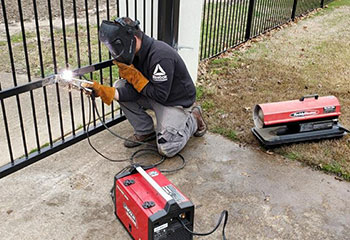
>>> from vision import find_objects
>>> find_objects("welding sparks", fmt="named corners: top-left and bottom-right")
top-left (56, 69), bottom-right (93, 93)
top-left (61, 70), bottom-right (73, 81)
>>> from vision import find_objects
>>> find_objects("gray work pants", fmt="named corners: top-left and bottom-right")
top-left (114, 79), bottom-right (198, 157)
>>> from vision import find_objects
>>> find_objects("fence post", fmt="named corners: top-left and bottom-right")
top-left (177, 0), bottom-right (203, 84)
top-left (292, 0), bottom-right (298, 20)
top-left (157, 0), bottom-right (180, 48)
top-left (245, 0), bottom-right (255, 40)
top-left (320, 0), bottom-right (325, 8)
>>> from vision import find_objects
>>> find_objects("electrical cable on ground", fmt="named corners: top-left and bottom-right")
top-left (178, 210), bottom-right (229, 240)
top-left (86, 93), bottom-right (186, 173)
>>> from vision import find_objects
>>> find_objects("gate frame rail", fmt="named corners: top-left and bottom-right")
top-left (0, 60), bottom-right (126, 178)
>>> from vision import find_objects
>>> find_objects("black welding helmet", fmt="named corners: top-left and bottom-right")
top-left (99, 18), bottom-right (140, 65)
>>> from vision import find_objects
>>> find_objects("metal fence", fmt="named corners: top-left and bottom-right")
top-left (0, 0), bottom-right (165, 178)
top-left (0, 0), bottom-right (334, 178)
top-left (200, 0), bottom-right (334, 60)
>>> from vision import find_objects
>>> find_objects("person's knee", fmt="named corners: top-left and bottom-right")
top-left (158, 141), bottom-right (183, 158)
top-left (113, 80), bottom-right (127, 107)
top-left (157, 128), bottom-right (188, 157)
top-left (113, 79), bottom-right (142, 103)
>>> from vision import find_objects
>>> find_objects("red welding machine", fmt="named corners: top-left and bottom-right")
top-left (252, 94), bottom-right (348, 146)
top-left (111, 165), bottom-right (194, 240)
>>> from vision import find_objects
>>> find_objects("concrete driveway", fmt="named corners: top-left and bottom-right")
top-left (1, 120), bottom-right (349, 239)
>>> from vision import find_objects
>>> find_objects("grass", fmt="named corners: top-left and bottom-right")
top-left (196, 85), bottom-right (204, 101)
top-left (10, 32), bottom-right (36, 43)
top-left (202, 99), bottom-right (215, 111)
top-left (211, 58), bottom-right (231, 65)
top-left (322, 162), bottom-right (342, 174)
top-left (198, 0), bottom-right (350, 180)
top-left (28, 142), bottom-right (50, 155)
top-left (211, 127), bottom-right (237, 141)
top-left (283, 152), bottom-right (302, 161)
top-left (320, 163), bottom-right (350, 181)
top-left (318, 0), bottom-right (350, 12)
top-left (20, 142), bottom-right (51, 159)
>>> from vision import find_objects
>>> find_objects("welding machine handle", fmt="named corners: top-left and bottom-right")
top-left (299, 94), bottom-right (319, 101)
top-left (135, 166), bottom-right (173, 203)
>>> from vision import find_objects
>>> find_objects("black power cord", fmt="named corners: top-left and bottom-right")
top-left (340, 126), bottom-right (350, 133)
top-left (86, 92), bottom-right (186, 173)
top-left (178, 210), bottom-right (229, 240)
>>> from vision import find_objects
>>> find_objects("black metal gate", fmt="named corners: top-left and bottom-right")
top-left (200, 0), bottom-right (334, 60)
top-left (0, 0), bottom-right (179, 178)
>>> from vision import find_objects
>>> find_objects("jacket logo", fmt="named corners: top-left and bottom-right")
top-left (153, 64), bottom-right (168, 82)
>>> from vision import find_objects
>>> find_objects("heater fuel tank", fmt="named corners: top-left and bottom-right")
top-left (253, 95), bottom-right (341, 129)
top-left (252, 95), bottom-right (347, 146)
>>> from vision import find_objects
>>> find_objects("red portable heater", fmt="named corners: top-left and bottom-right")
top-left (111, 165), bottom-right (194, 240)
top-left (252, 95), bottom-right (348, 146)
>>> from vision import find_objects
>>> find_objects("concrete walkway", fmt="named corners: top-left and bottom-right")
top-left (1, 120), bottom-right (349, 239)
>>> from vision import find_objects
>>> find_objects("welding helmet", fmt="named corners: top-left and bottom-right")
top-left (99, 18), bottom-right (140, 65)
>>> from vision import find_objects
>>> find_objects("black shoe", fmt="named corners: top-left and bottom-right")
top-left (124, 132), bottom-right (156, 148)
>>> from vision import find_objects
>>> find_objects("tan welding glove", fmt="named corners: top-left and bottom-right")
top-left (82, 81), bottom-right (115, 106)
top-left (116, 62), bottom-right (149, 93)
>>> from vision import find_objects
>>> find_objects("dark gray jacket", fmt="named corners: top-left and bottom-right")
top-left (117, 34), bottom-right (196, 108)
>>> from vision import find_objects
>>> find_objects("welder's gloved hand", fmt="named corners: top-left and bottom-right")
top-left (115, 62), bottom-right (149, 93)
top-left (82, 81), bottom-right (115, 106)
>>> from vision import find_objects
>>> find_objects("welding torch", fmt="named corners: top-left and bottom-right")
top-left (50, 69), bottom-right (94, 93)
top-left (44, 69), bottom-right (116, 106)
